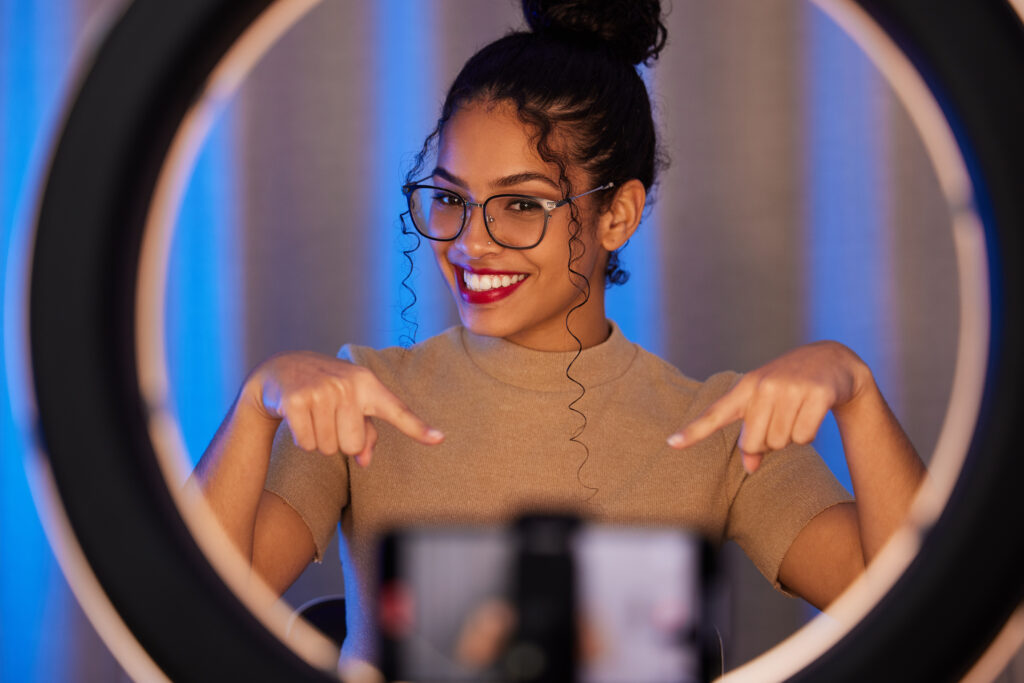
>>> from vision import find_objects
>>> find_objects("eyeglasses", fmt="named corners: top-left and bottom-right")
top-left (401, 181), bottom-right (615, 249)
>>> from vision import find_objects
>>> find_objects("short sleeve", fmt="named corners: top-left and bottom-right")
top-left (725, 441), bottom-right (853, 592)
top-left (264, 422), bottom-right (350, 561)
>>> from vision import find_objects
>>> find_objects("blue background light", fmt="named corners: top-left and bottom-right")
top-left (803, 6), bottom-right (896, 493)
top-left (370, 0), bottom-right (443, 347)
top-left (1, 2), bottom-right (76, 680)
top-left (166, 111), bottom-right (243, 468)
top-left (606, 67), bottom-right (665, 355)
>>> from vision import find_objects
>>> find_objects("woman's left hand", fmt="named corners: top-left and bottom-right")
top-left (667, 341), bottom-right (873, 473)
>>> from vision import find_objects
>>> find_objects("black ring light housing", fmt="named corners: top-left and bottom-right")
top-left (26, 0), bottom-right (1024, 680)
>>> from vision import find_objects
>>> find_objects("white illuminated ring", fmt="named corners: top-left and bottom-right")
top-left (14, 0), bottom-right (1024, 680)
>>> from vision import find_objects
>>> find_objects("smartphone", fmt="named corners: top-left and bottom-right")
top-left (377, 516), bottom-right (718, 682)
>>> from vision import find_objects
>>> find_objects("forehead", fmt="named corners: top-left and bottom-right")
top-left (436, 100), bottom-right (564, 186)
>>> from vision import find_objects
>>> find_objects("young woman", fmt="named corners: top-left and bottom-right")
top-left (195, 0), bottom-right (925, 663)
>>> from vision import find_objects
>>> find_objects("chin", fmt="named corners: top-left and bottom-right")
top-left (457, 311), bottom-right (509, 338)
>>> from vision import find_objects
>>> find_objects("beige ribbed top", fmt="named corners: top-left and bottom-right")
top-left (265, 322), bottom-right (851, 658)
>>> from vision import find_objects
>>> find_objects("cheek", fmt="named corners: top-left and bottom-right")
top-left (534, 224), bottom-right (572, 268)
top-left (539, 223), bottom-right (599, 281)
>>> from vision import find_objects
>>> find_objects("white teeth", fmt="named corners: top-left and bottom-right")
top-left (462, 270), bottom-right (525, 292)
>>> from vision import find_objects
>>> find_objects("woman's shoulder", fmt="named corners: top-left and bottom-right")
top-left (631, 344), bottom-right (740, 401)
top-left (337, 326), bottom-right (465, 378)
top-left (620, 345), bottom-right (743, 429)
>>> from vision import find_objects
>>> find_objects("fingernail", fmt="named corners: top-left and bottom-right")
top-left (426, 428), bottom-right (444, 441)
top-left (667, 434), bottom-right (685, 448)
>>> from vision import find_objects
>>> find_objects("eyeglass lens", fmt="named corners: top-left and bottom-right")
top-left (407, 187), bottom-right (547, 248)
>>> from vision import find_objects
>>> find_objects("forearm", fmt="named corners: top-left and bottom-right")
top-left (190, 378), bottom-right (280, 562)
top-left (834, 376), bottom-right (927, 563)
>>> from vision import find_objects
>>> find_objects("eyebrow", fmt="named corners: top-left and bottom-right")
top-left (431, 166), bottom-right (561, 193)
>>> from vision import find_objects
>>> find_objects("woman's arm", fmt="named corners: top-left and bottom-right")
top-left (192, 378), bottom-right (283, 564)
top-left (190, 351), bottom-right (444, 593)
top-left (668, 341), bottom-right (926, 608)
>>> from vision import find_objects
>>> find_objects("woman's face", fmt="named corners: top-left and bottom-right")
top-left (428, 100), bottom-right (611, 351)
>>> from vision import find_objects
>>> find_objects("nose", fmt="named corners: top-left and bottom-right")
top-left (453, 201), bottom-right (499, 257)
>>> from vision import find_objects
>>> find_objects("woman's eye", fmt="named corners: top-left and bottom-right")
top-left (505, 198), bottom-right (543, 213)
top-left (431, 192), bottom-right (463, 208)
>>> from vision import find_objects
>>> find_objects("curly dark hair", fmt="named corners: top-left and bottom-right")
top-left (405, 0), bottom-right (667, 288)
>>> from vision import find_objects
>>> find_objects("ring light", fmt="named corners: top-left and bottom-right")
top-left (21, 0), bottom-right (1024, 680)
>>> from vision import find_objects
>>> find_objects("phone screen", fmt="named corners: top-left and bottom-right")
top-left (378, 520), bottom-right (713, 683)
top-left (575, 526), bottom-right (706, 683)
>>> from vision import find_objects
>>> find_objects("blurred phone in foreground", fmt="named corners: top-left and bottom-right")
top-left (377, 516), bottom-right (719, 682)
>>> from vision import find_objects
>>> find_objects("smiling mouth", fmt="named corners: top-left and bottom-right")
top-left (455, 266), bottom-right (529, 303)
top-left (462, 270), bottom-right (527, 292)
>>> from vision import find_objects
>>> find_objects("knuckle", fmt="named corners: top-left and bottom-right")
top-left (326, 370), bottom-right (350, 393)
top-left (283, 393), bottom-right (307, 412)
top-left (792, 430), bottom-right (814, 445)
top-left (757, 376), bottom-right (784, 398)
top-left (737, 372), bottom-right (758, 388)
top-left (338, 386), bottom-right (360, 411)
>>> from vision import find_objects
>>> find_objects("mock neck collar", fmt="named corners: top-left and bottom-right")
top-left (459, 320), bottom-right (638, 392)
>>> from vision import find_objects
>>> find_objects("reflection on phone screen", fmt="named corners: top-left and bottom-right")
top-left (378, 520), bottom-right (714, 682)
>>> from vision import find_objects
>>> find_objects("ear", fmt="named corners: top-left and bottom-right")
top-left (596, 179), bottom-right (646, 251)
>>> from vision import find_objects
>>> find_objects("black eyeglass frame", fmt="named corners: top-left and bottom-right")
top-left (401, 181), bottom-right (615, 249)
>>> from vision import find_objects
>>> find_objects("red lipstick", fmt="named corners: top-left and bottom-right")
top-left (455, 265), bottom-right (529, 304)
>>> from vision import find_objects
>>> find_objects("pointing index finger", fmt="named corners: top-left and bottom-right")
top-left (364, 383), bottom-right (444, 445)
top-left (667, 382), bottom-right (749, 449)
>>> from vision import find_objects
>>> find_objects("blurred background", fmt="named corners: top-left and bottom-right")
top-left (0, 0), bottom-right (998, 679)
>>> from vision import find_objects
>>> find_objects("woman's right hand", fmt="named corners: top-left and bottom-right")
top-left (239, 351), bottom-right (444, 467)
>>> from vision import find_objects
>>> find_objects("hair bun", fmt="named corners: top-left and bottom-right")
top-left (522, 0), bottom-right (667, 65)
